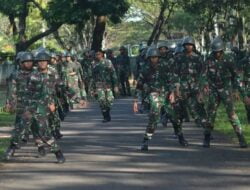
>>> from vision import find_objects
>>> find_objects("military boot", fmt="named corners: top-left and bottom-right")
top-left (141, 138), bottom-right (149, 151)
top-left (5, 145), bottom-right (16, 161)
top-left (178, 134), bottom-right (188, 147)
top-left (55, 150), bottom-right (66, 164)
top-left (106, 108), bottom-right (111, 122)
top-left (38, 146), bottom-right (47, 157)
top-left (237, 133), bottom-right (248, 148)
top-left (55, 129), bottom-right (63, 140)
top-left (247, 110), bottom-right (250, 124)
top-left (203, 134), bottom-right (211, 148)
top-left (102, 111), bottom-right (108, 123)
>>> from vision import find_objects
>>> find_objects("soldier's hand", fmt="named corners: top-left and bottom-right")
top-left (169, 92), bottom-right (176, 104)
top-left (23, 111), bottom-right (32, 120)
top-left (133, 101), bottom-right (138, 113)
top-left (203, 85), bottom-right (209, 95)
top-left (4, 103), bottom-right (12, 113)
top-left (244, 97), bottom-right (250, 105)
top-left (197, 93), bottom-right (204, 103)
top-left (114, 86), bottom-right (119, 96)
top-left (49, 103), bottom-right (56, 112)
top-left (233, 92), bottom-right (240, 101)
top-left (79, 99), bottom-right (87, 108)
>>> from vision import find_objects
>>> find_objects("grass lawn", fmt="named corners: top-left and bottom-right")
top-left (0, 138), bottom-right (9, 161)
top-left (0, 112), bottom-right (15, 127)
top-left (215, 101), bottom-right (250, 143)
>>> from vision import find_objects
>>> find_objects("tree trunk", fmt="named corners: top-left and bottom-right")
top-left (16, 24), bottom-right (62, 52)
top-left (91, 16), bottom-right (107, 51)
top-left (147, 0), bottom-right (168, 46)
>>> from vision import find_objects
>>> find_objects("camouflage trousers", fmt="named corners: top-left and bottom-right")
top-left (10, 113), bottom-right (31, 147)
top-left (68, 76), bottom-right (82, 105)
top-left (180, 89), bottom-right (207, 128)
top-left (244, 86), bottom-right (250, 121)
top-left (97, 88), bottom-right (114, 112)
top-left (25, 112), bottom-right (60, 153)
top-left (144, 92), bottom-right (183, 140)
top-left (205, 88), bottom-right (242, 135)
top-left (48, 109), bottom-right (61, 132)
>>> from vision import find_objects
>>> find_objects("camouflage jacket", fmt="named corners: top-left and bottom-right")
top-left (116, 54), bottom-right (131, 75)
top-left (6, 69), bottom-right (33, 114)
top-left (92, 58), bottom-right (118, 89)
top-left (136, 61), bottom-right (174, 96)
top-left (238, 54), bottom-right (250, 96)
top-left (28, 69), bottom-right (57, 115)
top-left (205, 54), bottom-right (246, 98)
top-left (174, 52), bottom-right (206, 93)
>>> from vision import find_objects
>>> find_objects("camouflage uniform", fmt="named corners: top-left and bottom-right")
top-left (238, 54), bottom-right (250, 123)
top-left (74, 59), bottom-right (87, 100)
top-left (203, 37), bottom-right (247, 148)
top-left (116, 46), bottom-right (131, 96)
top-left (7, 68), bottom-right (33, 147)
top-left (61, 56), bottom-right (81, 107)
top-left (92, 58), bottom-right (118, 122)
top-left (174, 37), bottom-right (207, 129)
top-left (137, 48), bottom-right (188, 151)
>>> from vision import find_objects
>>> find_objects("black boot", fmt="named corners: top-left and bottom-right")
top-left (141, 138), bottom-right (149, 151)
top-left (178, 134), bottom-right (188, 147)
top-left (55, 150), bottom-right (66, 164)
top-left (102, 111), bottom-right (108, 123)
top-left (247, 110), bottom-right (250, 124)
top-left (38, 146), bottom-right (47, 157)
top-left (203, 134), bottom-right (211, 148)
top-left (237, 133), bottom-right (248, 148)
top-left (55, 129), bottom-right (63, 140)
top-left (5, 145), bottom-right (16, 161)
top-left (106, 108), bottom-right (111, 122)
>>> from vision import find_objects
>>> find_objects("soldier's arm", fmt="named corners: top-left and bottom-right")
top-left (5, 73), bottom-right (17, 112)
top-left (229, 58), bottom-right (246, 98)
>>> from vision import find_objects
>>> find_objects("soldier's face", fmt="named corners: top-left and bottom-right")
top-left (150, 56), bottom-right (159, 65)
top-left (38, 61), bottom-right (48, 70)
top-left (159, 47), bottom-right (168, 55)
top-left (22, 61), bottom-right (33, 70)
top-left (96, 52), bottom-right (104, 61)
top-left (66, 56), bottom-right (71, 62)
top-left (51, 58), bottom-right (57, 65)
top-left (185, 44), bottom-right (194, 53)
top-left (214, 51), bottom-right (223, 59)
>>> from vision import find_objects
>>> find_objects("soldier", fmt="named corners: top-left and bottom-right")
top-left (81, 50), bottom-right (94, 97)
top-left (28, 51), bottom-right (65, 163)
top-left (135, 46), bottom-right (147, 80)
top-left (5, 52), bottom-right (34, 160)
top-left (203, 37), bottom-right (248, 148)
top-left (72, 54), bottom-right (87, 107)
top-left (157, 42), bottom-right (174, 128)
top-left (174, 36), bottom-right (208, 130)
top-left (116, 46), bottom-right (131, 96)
top-left (106, 49), bottom-right (118, 72)
top-left (92, 50), bottom-right (119, 122)
top-left (174, 44), bottom-right (190, 122)
top-left (135, 47), bottom-right (149, 113)
top-left (238, 52), bottom-right (250, 123)
top-left (133, 47), bottom-right (188, 151)
top-left (158, 41), bottom-right (174, 60)
top-left (61, 52), bottom-right (82, 108)
top-left (49, 53), bottom-right (65, 139)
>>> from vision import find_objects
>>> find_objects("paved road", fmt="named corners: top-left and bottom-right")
top-left (0, 98), bottom-right (250, 190)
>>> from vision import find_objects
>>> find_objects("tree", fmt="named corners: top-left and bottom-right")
top-left (76, 0), bottom-right (130, 51)
top-left (0, 0), bottom-right (90, 52)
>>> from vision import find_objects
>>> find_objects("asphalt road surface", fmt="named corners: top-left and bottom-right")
top-left (0, 98), bottom-right (250, 190)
